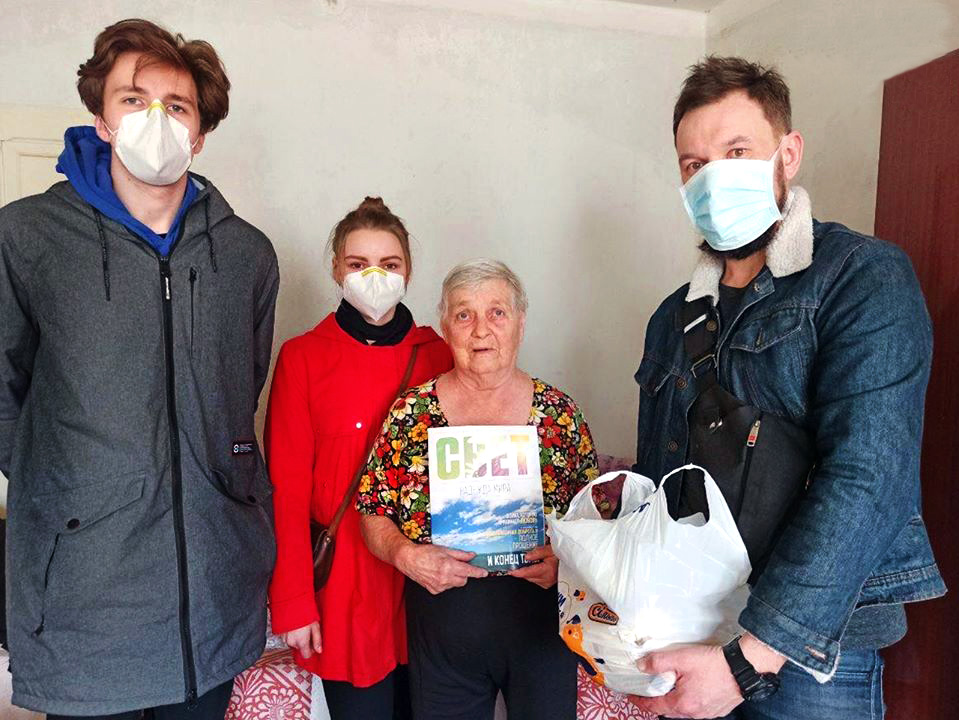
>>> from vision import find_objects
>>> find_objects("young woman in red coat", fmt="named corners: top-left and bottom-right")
top-left (265, 197), bottom-right (452, 719)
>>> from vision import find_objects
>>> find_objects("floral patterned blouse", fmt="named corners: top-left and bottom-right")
top-left (356, 376), bottom-right (599, 543)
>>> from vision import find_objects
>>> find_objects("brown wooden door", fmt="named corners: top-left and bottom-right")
top-left (875, 48), bottom-right (959, 719)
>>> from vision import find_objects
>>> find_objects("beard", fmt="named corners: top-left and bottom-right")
top-left (699, 156), bottom-right (788, 262)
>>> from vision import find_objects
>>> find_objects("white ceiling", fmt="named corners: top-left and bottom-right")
top-left (609, 0), bottom-right (728, 12)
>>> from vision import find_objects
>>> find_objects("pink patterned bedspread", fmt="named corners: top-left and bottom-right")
top-left (577, 664), bottom-right (657, 720)
top-left (228, 654), bottom-right (655, 720)
top-left (226, 649), bottom-right (311, 720)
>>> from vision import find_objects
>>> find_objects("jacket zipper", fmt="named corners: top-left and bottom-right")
top-left (159, 257), bottom-right (199, 707)
top-left (189, 267), bottom-right (198, 354)
top-left (33, 534), bottom-right (61, 636)
top-left (737, 417), bottom-right (762, 516)
top-left (709, 284), bottom-right (769, 517)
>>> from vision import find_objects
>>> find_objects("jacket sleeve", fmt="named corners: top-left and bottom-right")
top-left (265, 343), bottom-right (320, 633)
top-left (252, 253), bottom-right (280, 410)
top-left (739, 240), bottom-right (933, 679)
top-left (0, 225), bottom-right (39, 478)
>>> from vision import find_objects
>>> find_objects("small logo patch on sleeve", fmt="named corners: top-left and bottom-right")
top-left (232, 441), bottom-right (256, 456)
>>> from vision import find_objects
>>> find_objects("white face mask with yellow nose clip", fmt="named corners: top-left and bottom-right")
top-left (106, 99), bottom-right (196, 186)
top-left (342, 266), bottom-right (407, 324)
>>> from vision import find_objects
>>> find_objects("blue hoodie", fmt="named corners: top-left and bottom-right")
top-left (56, 126), bottom-right (197, 257)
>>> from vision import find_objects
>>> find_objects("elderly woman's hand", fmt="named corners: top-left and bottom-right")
top-left (397, 543), bottom-right (489, 595)
top-left (507, 545), bottom-right (558, 589)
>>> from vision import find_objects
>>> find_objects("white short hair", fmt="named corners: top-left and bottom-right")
top-left (438, 258), bottom-right (529, 318)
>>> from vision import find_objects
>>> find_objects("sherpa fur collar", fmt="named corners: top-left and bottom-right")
top-left (685, 186), bottom-right (814, 304)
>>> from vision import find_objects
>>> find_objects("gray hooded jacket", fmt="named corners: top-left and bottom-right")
top-left (0, 177), bottom-right (279, 714)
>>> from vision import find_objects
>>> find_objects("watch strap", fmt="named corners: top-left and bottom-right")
top-left (722, 636), bottom-right (781, 702)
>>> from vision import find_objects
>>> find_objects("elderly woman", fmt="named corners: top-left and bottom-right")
top-left (358, 259), bottom-right (598, 720)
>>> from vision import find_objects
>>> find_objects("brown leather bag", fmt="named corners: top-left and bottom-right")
top-left (309, 345), bottom-right (420, 591)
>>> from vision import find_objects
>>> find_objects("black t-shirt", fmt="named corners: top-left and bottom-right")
top-left (718, 283), bottom-right (749, 332)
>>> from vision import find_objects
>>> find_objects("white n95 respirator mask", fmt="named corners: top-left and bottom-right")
top-left (342, 266), bottom-right (406, 323)
top-left (106, 99), bottom-right (196, 186)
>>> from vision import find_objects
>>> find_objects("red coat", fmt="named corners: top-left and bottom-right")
top-left (265, 313), bottom-right (452, 686)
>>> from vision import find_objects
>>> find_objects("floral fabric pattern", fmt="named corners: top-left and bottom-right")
top-left (357, 377), bottom-right (599, 542)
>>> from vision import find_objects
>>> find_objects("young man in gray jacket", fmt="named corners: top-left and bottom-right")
top-left (0, 19), bottom-right (279, 718)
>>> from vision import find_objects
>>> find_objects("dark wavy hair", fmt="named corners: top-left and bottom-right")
top-left (77, 18), bottom-right (231, 134)
top-left (673, 55), bottom-right (791, 139)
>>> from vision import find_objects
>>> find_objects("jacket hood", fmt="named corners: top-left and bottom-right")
top-left (52, 129), bottom-right (236, 300)
top-left (56, 126), bottom-right (201, 258)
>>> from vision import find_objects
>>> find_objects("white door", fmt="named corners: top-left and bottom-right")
top-left (0, 103), bottom-right (89, 516)
top-left (0, 103), bottom-right (91, 208)
top-left (0, 103), bottom-right (87, 720)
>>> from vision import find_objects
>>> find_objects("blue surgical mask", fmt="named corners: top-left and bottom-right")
top-left (680, 146), bottom-right (782, 251)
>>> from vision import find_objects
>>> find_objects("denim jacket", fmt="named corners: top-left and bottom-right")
top-left (634, 187), bottom-right (946, 680)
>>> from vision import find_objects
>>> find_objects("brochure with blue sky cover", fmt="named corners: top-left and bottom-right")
top-left (428, 425), bottom-right (544, 572)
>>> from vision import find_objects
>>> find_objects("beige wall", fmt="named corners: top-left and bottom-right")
top-left (0, 0), bottom-right (706, 460)
top-left (707, 0), bottom-right (959, 235)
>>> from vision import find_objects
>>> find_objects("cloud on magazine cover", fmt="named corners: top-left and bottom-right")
top-left (432, 497), bottom-right (543, 541)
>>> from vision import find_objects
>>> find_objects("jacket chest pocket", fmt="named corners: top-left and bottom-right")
top-left (189, 266), bottom-right (200, 357)
top-left (635, 356), bottom-right (685, 473)
top-left (191, 267), bottom-right (256, 365)
top-left (169, 266), bottom-right (204, 362)
top-left (727, 307), bottom-right (814, 419)
top-left (637, 356), bottom-right (674, 397)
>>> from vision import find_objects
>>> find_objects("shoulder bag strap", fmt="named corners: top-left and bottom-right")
top-left (681, 297), bottom-right (720, 395)
top-left (325, 344), bottom-right (420, 538)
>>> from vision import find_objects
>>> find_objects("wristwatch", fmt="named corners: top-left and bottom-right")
top-left (722, 636), bottom-right (781, 702)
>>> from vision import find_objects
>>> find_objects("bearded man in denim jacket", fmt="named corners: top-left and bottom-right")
top-left (629, 57), bottom-right (945, 720)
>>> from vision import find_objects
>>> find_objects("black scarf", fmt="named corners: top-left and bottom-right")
top-left (335, 300), bottom-right (413, 346)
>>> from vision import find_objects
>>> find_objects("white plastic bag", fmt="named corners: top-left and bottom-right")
top-left (548, 465), bottom-right (751, 696)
